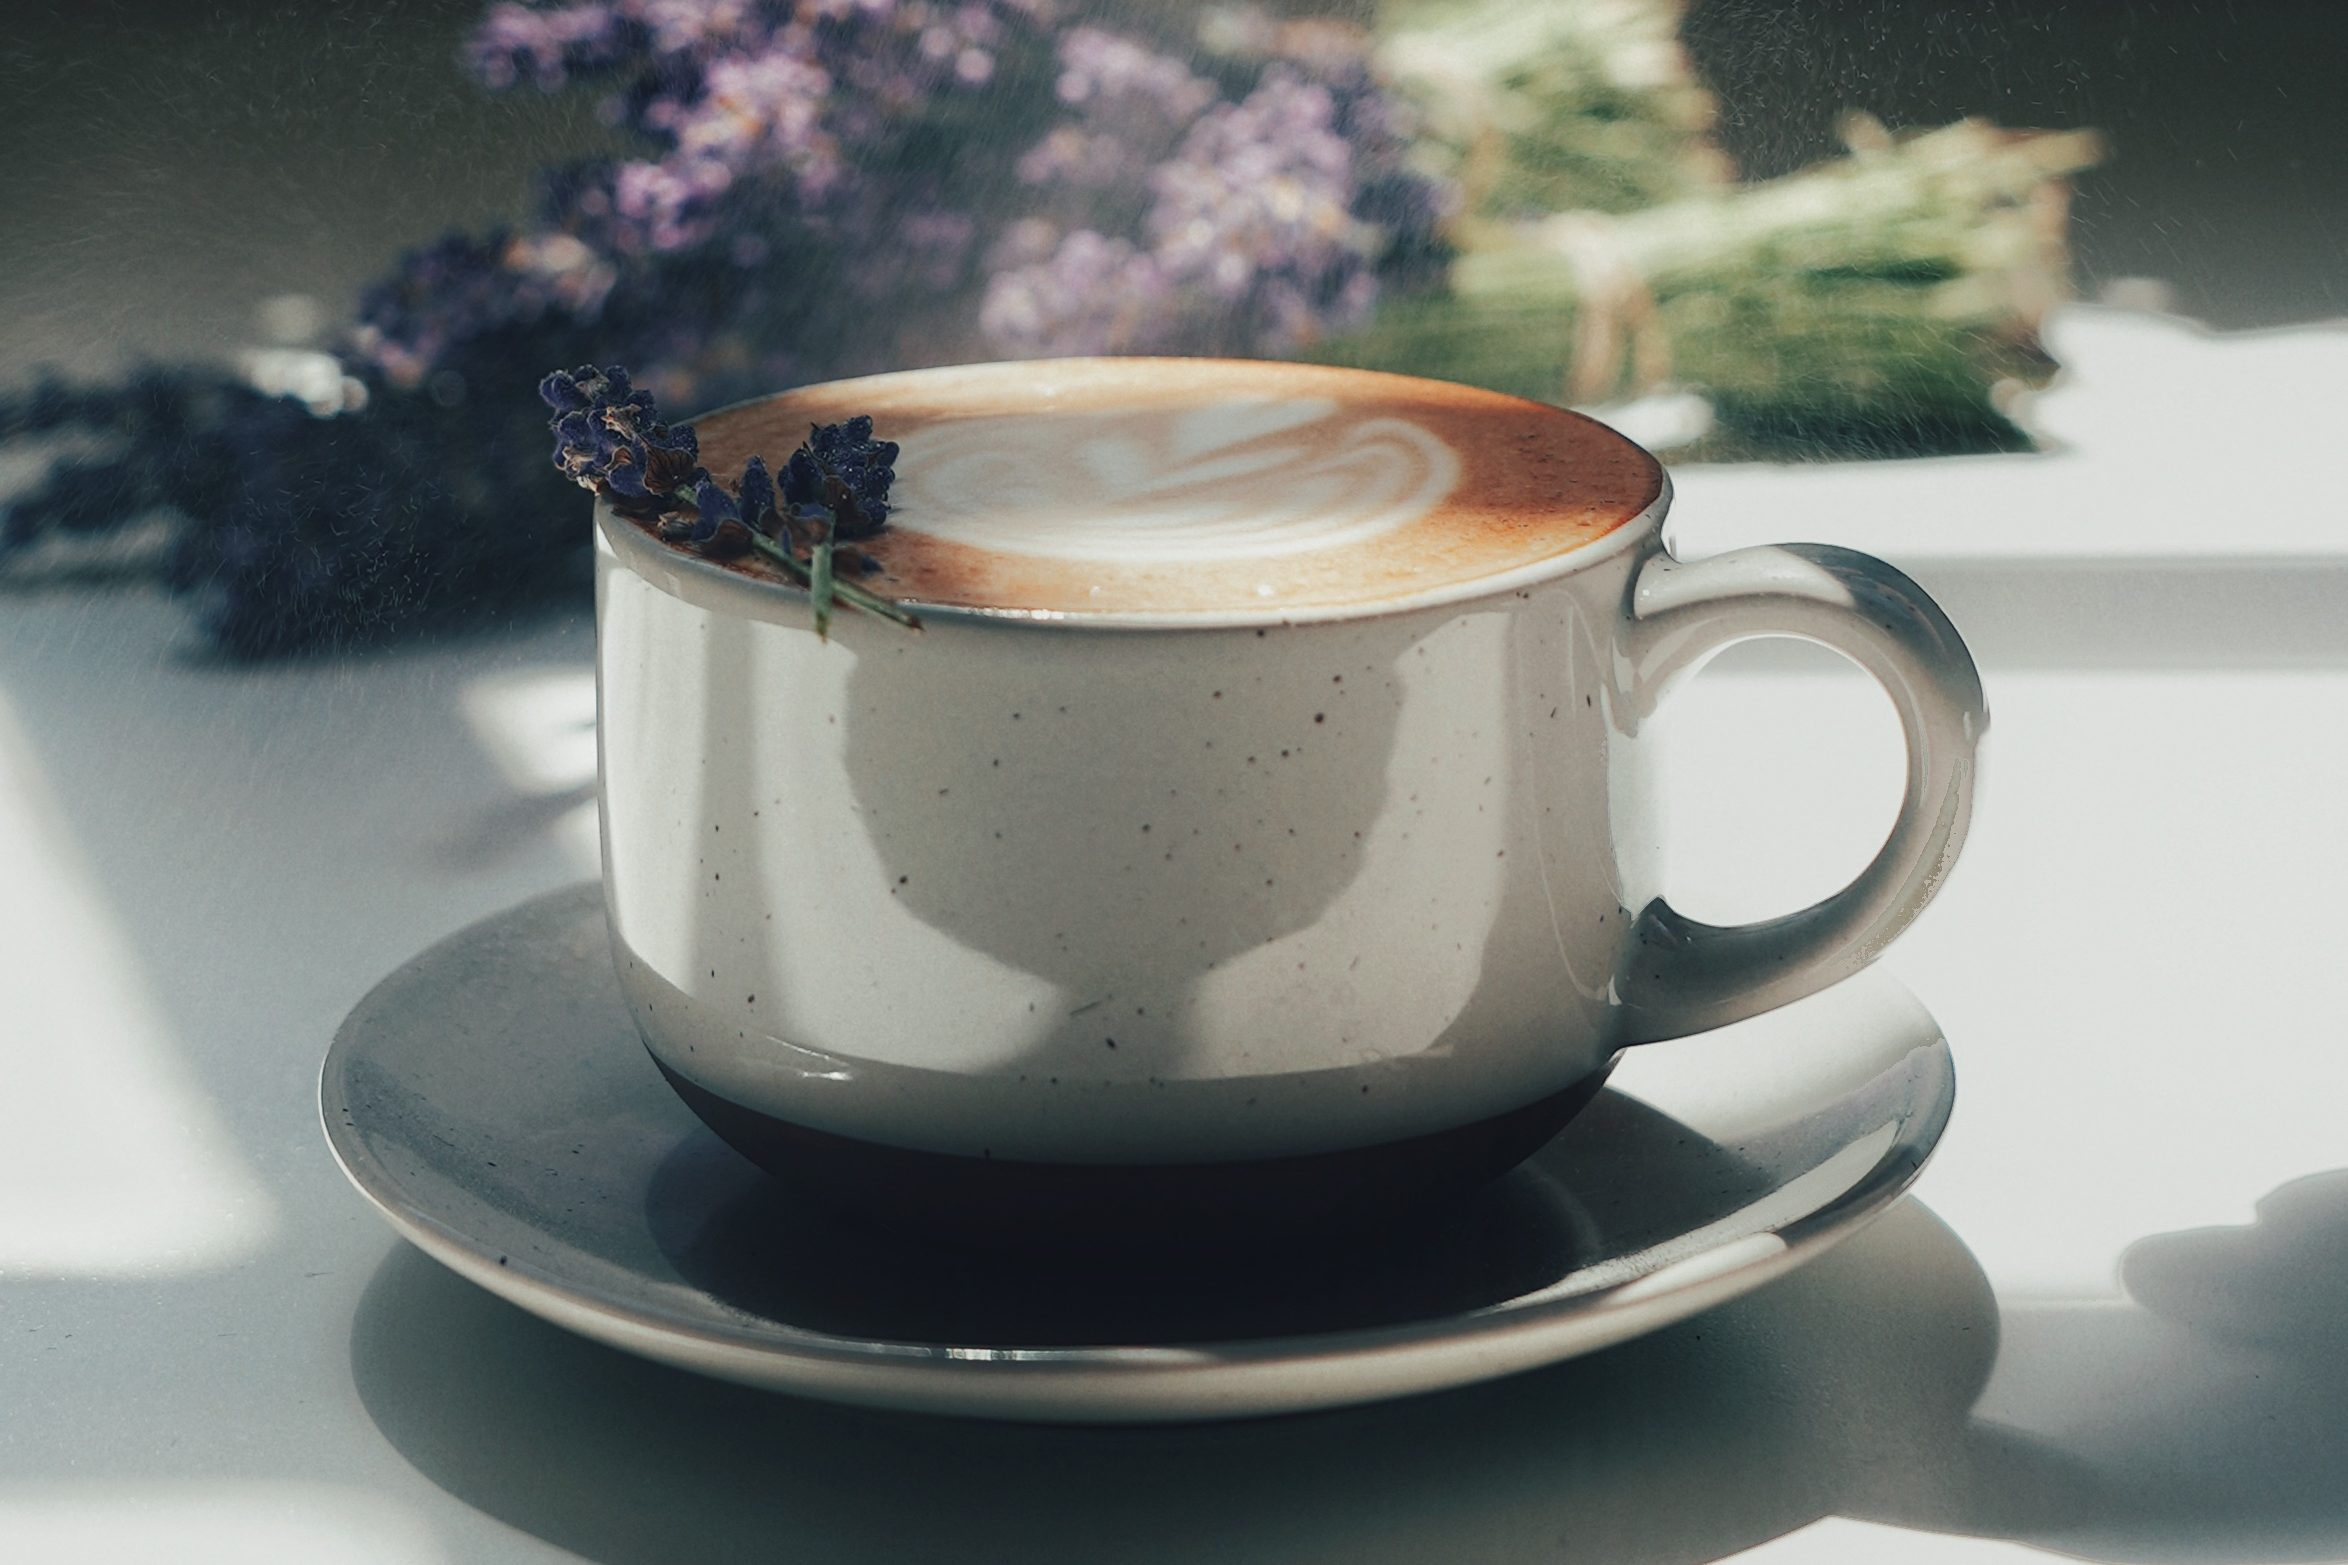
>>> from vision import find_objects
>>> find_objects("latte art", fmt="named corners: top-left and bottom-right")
top-left (889, 399), bottom-right (1462, 564)
top-left (686, 358), bottom-right (1663, 616)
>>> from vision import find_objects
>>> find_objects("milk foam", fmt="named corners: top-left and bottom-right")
top-left (889, 397), bottom-right (1462, 564)
top-left (685, 359), bottom-right (1664, 616)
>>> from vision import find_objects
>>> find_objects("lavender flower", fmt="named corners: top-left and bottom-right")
top-left (465, 6), bottom-right (1443, 383)
top-left (354, 231), bottom-right (615, 388)
top-left (621, 0), bottom-right (771, 57)
top-left (0, 353), bottom-right (587, 657)
top-left (980, 26), bottom-right (1452, 359)
top-left (781, 413), bottom-right (897, 539)
top-left (1, 2), bottom-right (1452, 657)
top-left (539, 365), bottom-right (911, 632)
top-left (1054, 25), bottom-right (1216, 117)
top-left (480, 1), bottom-right (1042, 261)
top-left (465, 1), bottom-right (629, 90)
top-left (1149, 70), bottom-right (1369, 337)
top-left (1275, 40), bottom-right (1456, 295)
top-left (540, 363), bottom-right (701, 512)
top-left (979, 230), bottom-right (1173, 357)
top-left (1015, 26), bottom-right (1216, 192)
top-left (674, 471), bottom-right (755, 555)
top-left (676, 47), bottom-right (838, 180)
top-left (734, 452), bottom-right (778, 530)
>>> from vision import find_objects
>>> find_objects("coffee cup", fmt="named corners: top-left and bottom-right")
top-left (595, 358), bottom-right (1982, 1238)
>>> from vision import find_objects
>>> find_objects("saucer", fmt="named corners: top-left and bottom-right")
top-left (320, 884), bottom-right (1953, 1424)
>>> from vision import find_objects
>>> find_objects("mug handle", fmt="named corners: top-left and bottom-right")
top-left (1614, 542), bottom-right (1986, 1045)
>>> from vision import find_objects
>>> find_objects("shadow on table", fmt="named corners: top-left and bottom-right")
top-left (352, 1193), bottom-right (2066, 1565)
top-left (353, 1167), bottom-right (2348, 1564)
top-left (1931, 1168), bottom-right (2348, 1562)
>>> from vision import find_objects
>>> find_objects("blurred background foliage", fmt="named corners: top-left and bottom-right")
top-left (0, 0), bottom-right (2340, 655)
top-left (4, 0), bottom-right (2335, 379)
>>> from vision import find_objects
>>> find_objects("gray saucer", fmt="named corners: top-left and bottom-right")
top-left (320, 884), bottom-right (1953, 1424)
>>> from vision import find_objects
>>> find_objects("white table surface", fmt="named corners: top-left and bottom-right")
top-left (6, 306), bottom-right (2348, 1563)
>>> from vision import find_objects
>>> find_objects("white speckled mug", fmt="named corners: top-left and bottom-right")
top-left (595, 359), bottom-right (1983, 1237)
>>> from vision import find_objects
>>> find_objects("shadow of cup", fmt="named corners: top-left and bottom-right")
top-left (350, 1148), bottom-right (2001, 1565)
top-left (633, 1094), bottom-right (1617, 1346)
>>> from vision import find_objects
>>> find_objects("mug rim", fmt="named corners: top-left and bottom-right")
top-left (594, 357), bottom-right (1672, 634)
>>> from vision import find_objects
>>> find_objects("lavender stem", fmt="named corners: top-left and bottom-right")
top-left (746, 531), bottom-right (920, 630)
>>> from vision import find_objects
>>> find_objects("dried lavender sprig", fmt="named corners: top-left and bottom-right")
top-left (2, 359), bottom-right (583, 657)
top-left (540, 364), bottom-right (915, 634)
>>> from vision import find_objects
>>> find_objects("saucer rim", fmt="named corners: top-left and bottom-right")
top-left (319, 886), bottom-right (1952, 1422)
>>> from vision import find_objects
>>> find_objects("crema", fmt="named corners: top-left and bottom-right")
top-left (688, 358), bottom-right (1661, 617)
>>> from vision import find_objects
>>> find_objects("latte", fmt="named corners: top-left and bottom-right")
top-left (689, 358), bottom-right (1662, 617)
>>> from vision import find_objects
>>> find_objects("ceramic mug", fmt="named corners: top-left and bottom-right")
top-left (594, 360), bottom-right (1984, 1236)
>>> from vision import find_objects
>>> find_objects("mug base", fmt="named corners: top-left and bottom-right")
top-left (649, 1053), bottom-right (1617, 1252)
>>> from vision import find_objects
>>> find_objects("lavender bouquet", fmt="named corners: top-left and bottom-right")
top-left (0, 0), bottom-right (2096, 656)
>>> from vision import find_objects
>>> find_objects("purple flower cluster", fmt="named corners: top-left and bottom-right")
top-left (462, 3), bottom-right (1447, 375)
top-left (978, 229), bottom-right (1170, 361)
top-left (1150, 69), bottom-right (1381, 346)
top-left (539, 363), bottom-right (701, 513)
top-left (362, 3), bottom-right (1462, 414)
top-left (470, 0), bottom-right (1039, 260)
top-left (541, 363), bottom-right (893, 553)
top-left (0, 354), bottom-right (583, 657)
top-left (353, 231), bottom-right (615, 390)
top-left (467, 1), bottom-right (628, 89)
top-left (980, 23), bottom-right (1450, 357)
top-left (1, 3), bottom-right (1451, 657)
top-left (541, 363), bottom-right (909, 632)
top-left (1013, 25), bottom-right (1216, 192)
